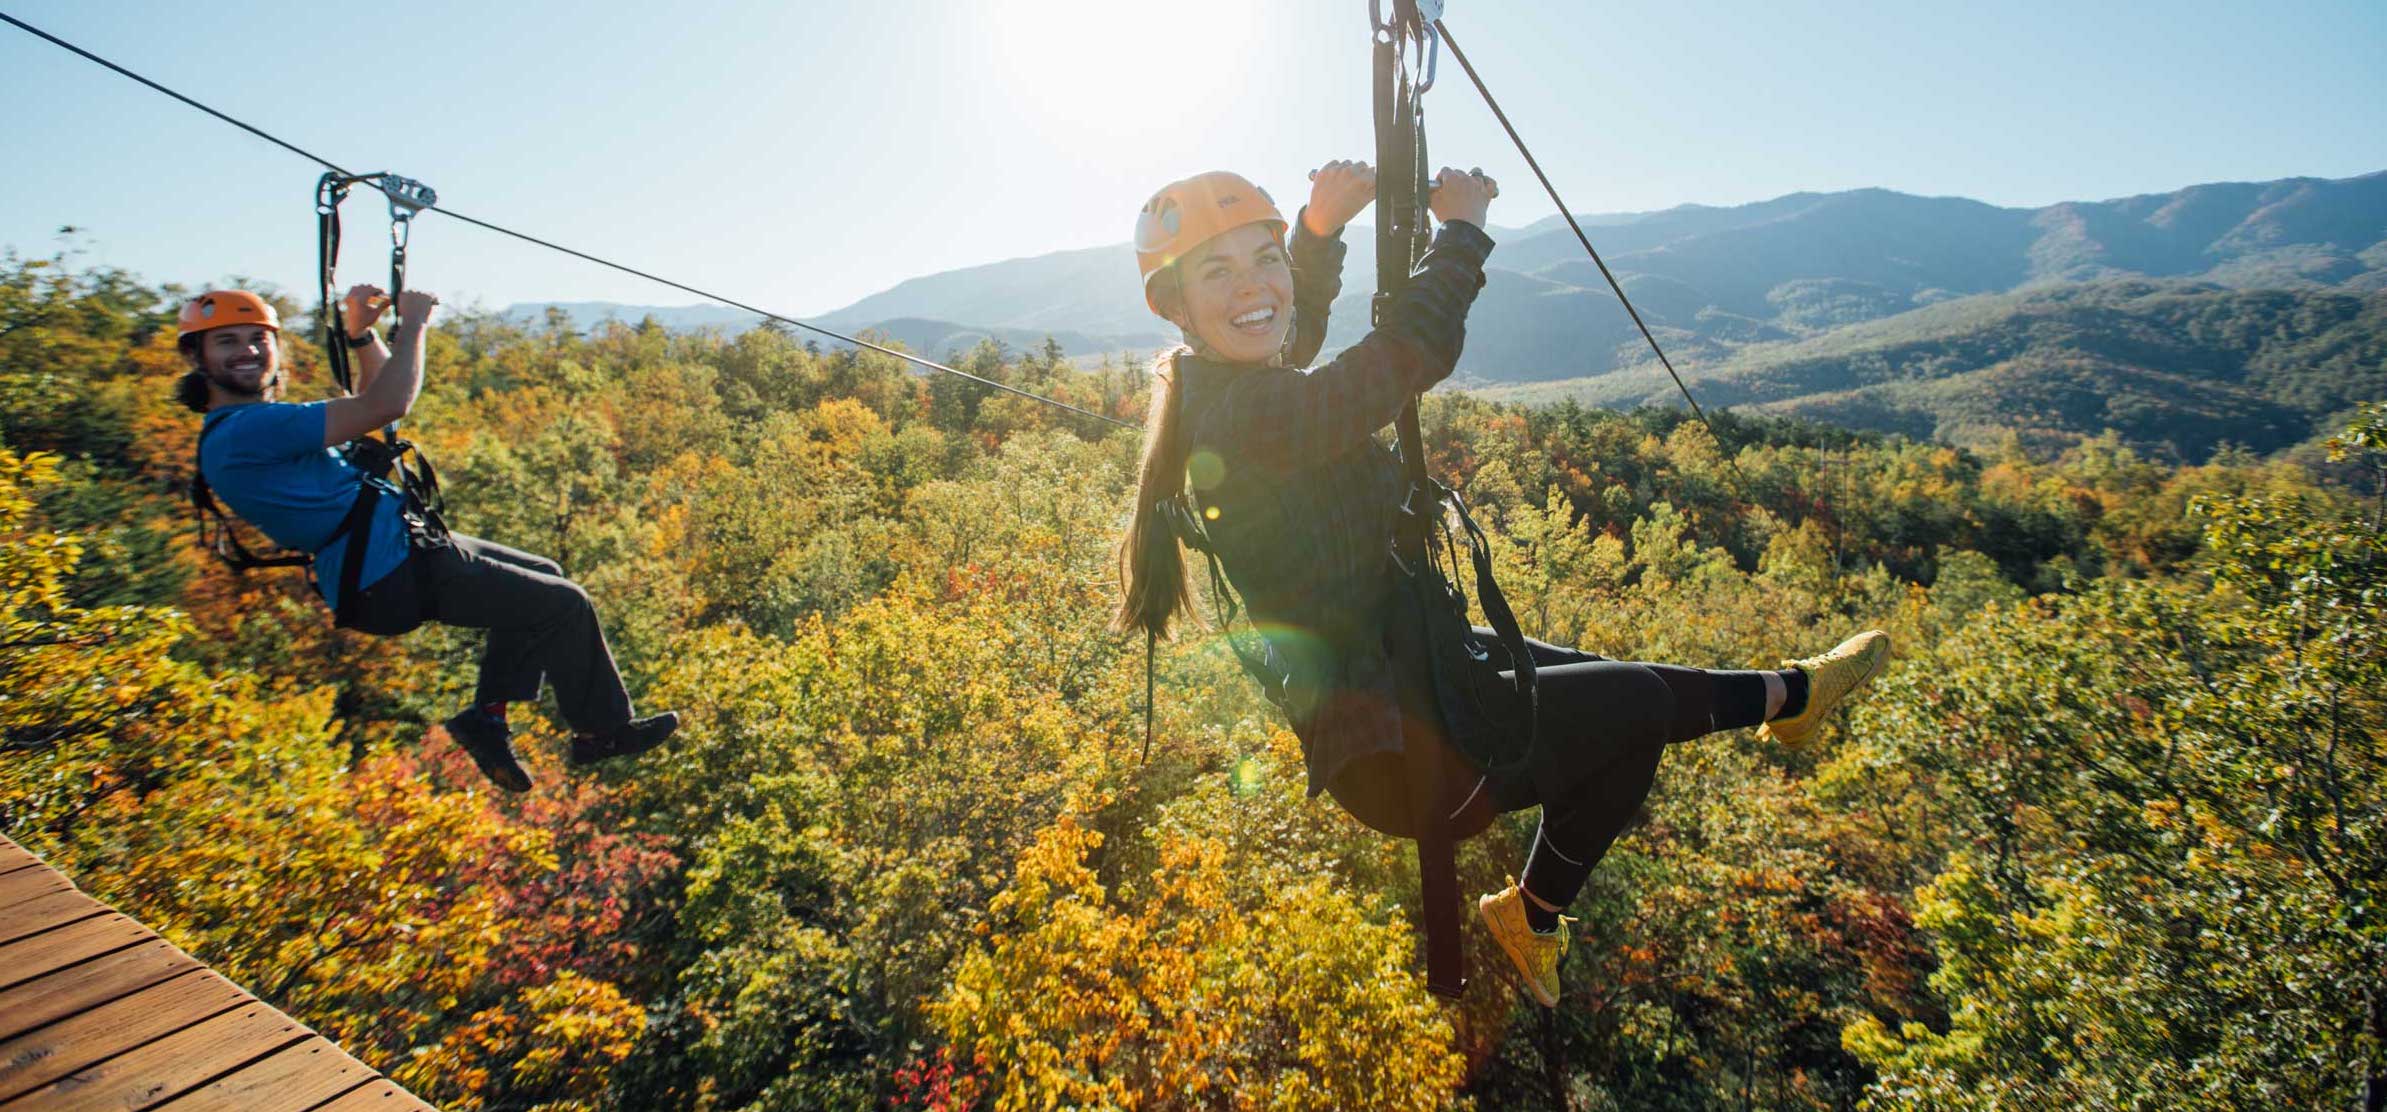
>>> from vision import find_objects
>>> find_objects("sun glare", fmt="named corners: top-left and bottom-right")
top-left (972, 0), bottom-right (1264, 140)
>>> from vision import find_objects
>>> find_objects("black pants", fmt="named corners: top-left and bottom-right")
top-left (343, 533), bottom-right (634, 735)
top-left (1480, 634), bottom-right (1765, 912)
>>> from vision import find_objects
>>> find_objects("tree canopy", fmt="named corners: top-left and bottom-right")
top-left (2, 249), bottom-right (2380, 1109)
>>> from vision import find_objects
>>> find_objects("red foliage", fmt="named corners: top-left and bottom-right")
top-left (390, 741), bottom-right (681, 988)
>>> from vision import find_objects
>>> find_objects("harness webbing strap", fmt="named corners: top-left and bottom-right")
top-left (1372, 0), bottom-right (1471, 999)
top-left (190, 476), bottom-right (314, 571)
top-left (316, 170), bottom-right (453, 536)
top-left (191, 414), bottom-right (367, 576)
top-left (330, 480), bottom-right (384, 627)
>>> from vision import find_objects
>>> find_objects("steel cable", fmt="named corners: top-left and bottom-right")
top-left (0, 10), bottom-right (1135, 431)
top-left (1434, 18), bottom-right (1738, 457)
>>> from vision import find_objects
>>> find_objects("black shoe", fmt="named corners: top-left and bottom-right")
top-left (442, 708), bottom-right (532, 793)
top-left (569, 712), bottom-right (681, 767)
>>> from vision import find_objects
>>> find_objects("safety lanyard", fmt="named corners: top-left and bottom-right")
top-left (1374, 1), bottom-right (1439, 504)
top-left (313, 170), bottom-right (451, 533)
top-left (315, 170), bottom-right (434, 399)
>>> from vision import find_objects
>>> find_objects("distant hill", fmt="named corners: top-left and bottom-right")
top-left (1481, 280), bottom-right (2387, 459)
top-left (813, 244), bottom-right (1169, 342)
top-left (497, 303), bottom-right (1158, 362)
top-left (501, 302), bottom-right (761, 333)
top-left (504, 171), bottom-right (2386, 459)
top-left (808, 171), bottom-right (2387, 386)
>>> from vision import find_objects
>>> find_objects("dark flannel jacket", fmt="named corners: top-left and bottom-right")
top-left (1177, 219), bottom-right (1496, 797)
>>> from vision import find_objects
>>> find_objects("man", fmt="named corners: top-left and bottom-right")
top-left (176, 285), bottom-right (677, 792)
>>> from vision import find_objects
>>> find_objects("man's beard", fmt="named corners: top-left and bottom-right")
top-left (204, 365), bottom-right (272, 400)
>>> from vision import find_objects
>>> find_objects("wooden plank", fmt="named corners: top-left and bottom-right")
top-left (0, 967), bottom-right (248, 1101)
top-left (0, 869), bottom-right (73, 914)
top-left (306, 1079), bottom-right (438, 1112)
top-left (0, 913), bottom-right (150, 993)
top-left (0, 889), bottom-right (108, 948)
top-left (0, 938), bottom-right (202, 1042)
top-left (0, 836), bottom-right (434, 1110)
top-left (5, 999), bottom-right (310, 1111)
top-left (159, 1036), bottom-right (383, 1112)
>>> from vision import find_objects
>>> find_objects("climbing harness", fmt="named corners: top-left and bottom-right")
top-left (189, 412), bottom-right (370, 587)
top-left (312, 170), bottom-right (453, 625)
top-left (188, 436), bottom-right (314, 574)
top-left (1142, 486), bottom-right (1289, 768)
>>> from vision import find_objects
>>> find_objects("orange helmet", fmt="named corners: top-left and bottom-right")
top-left (177, 290), bottom-right (282, 338)
top-left (1134, 171), bottom-right (1287, 315)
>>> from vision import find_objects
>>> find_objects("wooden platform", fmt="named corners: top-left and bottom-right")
top-left (0, 832), bottom-right (437, 1111)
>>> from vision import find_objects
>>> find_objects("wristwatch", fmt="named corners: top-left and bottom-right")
top-left (343, 329), bottom-right (379, 349)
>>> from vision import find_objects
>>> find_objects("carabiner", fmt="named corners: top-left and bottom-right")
top-left (316, 170), bottom-right (353, 216)
top-left (1377, 0), bottom-right (1442, 36)
top-left (1417, 21), bottom-right (1441, 94)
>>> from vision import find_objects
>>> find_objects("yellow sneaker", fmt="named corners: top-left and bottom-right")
top-left (1757, 629), bottom-right (1893, 746)
top-left (1478, 878), bottom-right (1569, 1008)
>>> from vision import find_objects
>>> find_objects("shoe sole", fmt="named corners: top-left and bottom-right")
top-left (444, 719), bottom-right (532, 793)
top-left (466, 750), bottom-right (531, 793)
top-left (569, 726), bottom-right (680, 768)
top-left (1762, 635), bottom-right (1892, 746)
top-left (1477, 894), bottom-right (1560, 1008)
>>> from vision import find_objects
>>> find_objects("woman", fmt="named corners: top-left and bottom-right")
top-left (1114, 165), bottom-right (1891, 1008)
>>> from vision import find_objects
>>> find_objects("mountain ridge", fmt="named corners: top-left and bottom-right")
top-left (505, 171), bottom-right (2386, 458)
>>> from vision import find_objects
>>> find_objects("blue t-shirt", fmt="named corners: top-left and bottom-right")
top-left (198, 401), bottom-right (410, 608)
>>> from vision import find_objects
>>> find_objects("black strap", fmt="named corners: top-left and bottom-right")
top-left (1142, 627), bottom-right (1156, 765)
top-left (192, 414), bottom-right (415, 610)
top-left (1444, 479), bottom-right (1539, 738)
top-left (192, 414), bottom-right (313, 572)
top-left (330, 480), bottom-right (383, 627)
top-left (1408, 733), bottom-right (1464, 996)
top-left (1376, 0), bottom-right (1472, 999)
top-left (1163, 494), bottom-right (1291, 710)
top-left (319, 169), bottom-right (451, 530)
top-left (319, 173), bottom-right (357, 396)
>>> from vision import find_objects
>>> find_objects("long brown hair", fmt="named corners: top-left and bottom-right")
top-left (1114, 346), bottom-right (1196, 640)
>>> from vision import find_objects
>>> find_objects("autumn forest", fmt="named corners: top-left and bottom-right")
top-left (2, 250), bottom-right (2384, 1110)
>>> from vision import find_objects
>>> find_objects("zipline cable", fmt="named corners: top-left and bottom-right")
top-left (0, 11), bottom-right (357, 175)
top-left (1432, 18), bottom-right (1738, 458)
top-left (0, 9), bottom-right (1136, 433)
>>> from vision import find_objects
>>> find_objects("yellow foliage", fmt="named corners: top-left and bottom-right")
top-left (937, 814), bottom-right (1467, 1111)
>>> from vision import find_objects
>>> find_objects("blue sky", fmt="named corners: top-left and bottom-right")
top-left (3, 0), bottom-right (2382, 318)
